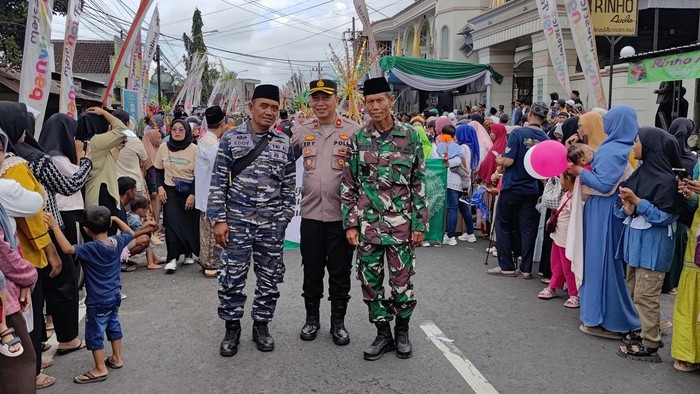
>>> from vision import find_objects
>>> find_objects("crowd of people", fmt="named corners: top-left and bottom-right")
top-left (1, 80), bottom-right (699, 392)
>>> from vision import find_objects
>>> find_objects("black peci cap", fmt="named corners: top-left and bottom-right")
top-left (362, 77), bottom-right (391, 96)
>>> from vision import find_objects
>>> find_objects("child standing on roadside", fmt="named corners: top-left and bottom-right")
top-left (538, 170), bottom-right (579, 308)
top-left (46, 206), bottom-right (133, 384)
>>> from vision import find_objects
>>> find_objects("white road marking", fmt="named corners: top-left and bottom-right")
top-left (420, 322), bottom-right (499, 394)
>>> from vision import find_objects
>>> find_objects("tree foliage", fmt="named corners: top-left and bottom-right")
top-left (0, 0), bottom-right (70, 69)
top-left (182, 8), bottom-right (212, 104)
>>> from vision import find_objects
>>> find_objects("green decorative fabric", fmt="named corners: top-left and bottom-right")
top-left (379, 56), bottom-right (503, 84)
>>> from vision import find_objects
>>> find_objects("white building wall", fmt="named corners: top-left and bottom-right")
top-left (434, 0), bottom-right (489, 62)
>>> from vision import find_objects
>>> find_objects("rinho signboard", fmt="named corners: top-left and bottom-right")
top-left (590, 0), bottom-right (638, 36)
top-left (628, 50), bottom-right (700, 84)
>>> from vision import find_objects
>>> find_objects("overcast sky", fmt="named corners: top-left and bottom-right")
top-left (50, 0), bottom-right (414, 86)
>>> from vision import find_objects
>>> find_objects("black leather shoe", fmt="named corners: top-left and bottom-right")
top-left (252, 322), bottom-right (275, 352)
top-left (330, 301), bottom-right (350, 346)
top-left (220, 321), bottom-right (241, 357)
top-left (363, 322), bottom-right (395, 361)
top-left (300, 299), bottom-right (320, 341)
top-left (394, 317), bottom-right (412, 359)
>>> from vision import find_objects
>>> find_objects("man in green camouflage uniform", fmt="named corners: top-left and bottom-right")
top-left (340, 77), bottom-right (429, 361)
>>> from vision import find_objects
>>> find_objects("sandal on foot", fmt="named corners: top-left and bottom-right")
top-left (74, 371), bottom-right (108, 384)
top-left (538, 288), bottom-right (557, 300)
top-left (42, 358), bottom-right (54, 369)
top-left (42, 342), bottom-right (52, 352)
top-left (36, 373), bottom-right (56, 389)
top-left (146, 265), bottom-right (163, 270)
top-left (579, 325), bottom-right (623, 340)
top-left (622, 331), bottom-right (664, 348)
top-left (563, 296), bottom-right (580, 308)
top-left (674, 360), bottom-right (700, 372)
top-left (105, 356), bottom-right (123, 369)
top-left (617, 343), bottom-right (662, 363)
top-left (56, 339), bottom-right (86, 355)
top-left (516, 269), bottom-right (533, 279)
top-left (0, 328), bottom-right (24, 357)
top-left (487, 267), bottom-right (516, 277)
top-left (203, 269), bottom-right (217, 278)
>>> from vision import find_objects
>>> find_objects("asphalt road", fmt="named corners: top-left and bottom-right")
top-left (42, 239), bottom-right (697, 394)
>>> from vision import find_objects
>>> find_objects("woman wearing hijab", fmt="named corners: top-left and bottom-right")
top-left (154, 119), bottom-right (199, 274)
top-left (615, 127), bottom-right (683, 362)
top-left (143, 126), bottom-right (164, 226)
top-left (77, 107), bottom-right (131, 234)
top-left (0, 127), bottom-right (62, 388)
top-left (664, 118), bottom-right (698, 294)
top-left (571, 105), bottom-right (641, 339)
top-left (468, 119), bottom-right (493, 168)
top-left (411, 120), bottom-right (433, 159)
top-left (578, 112), bottom-right (607, 150)
top-left (478, 123), bottom-right (506, 184)
top-left (38, 114), bottom-right (88, 250)
top-left (0, 102), bottom-right (90, 353)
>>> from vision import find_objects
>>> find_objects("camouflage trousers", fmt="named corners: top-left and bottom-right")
top-left (218, 218), bottom-right (287, 323)
top-left (357, 242), bottom-right (416, 323)
top-left (199, 215), bottom-right (222, 270)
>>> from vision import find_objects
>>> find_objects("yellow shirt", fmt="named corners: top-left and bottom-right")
top-left (154, 143), bottom-right (196, 186)
top-left (2, 161), bottom-right (50, 268)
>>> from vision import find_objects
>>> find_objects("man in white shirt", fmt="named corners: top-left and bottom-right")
top-left (195, 106), bottom-right (227, 278)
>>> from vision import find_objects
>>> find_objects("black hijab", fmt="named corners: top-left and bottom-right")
top-left (624, 126), bottom-right (684, 214)
top-left (76, 113), bottom-right (109, 142)
top-left (0, 101), bottom-right (46, 162)
top-left (470, 113), bottom-right (484, 125)
top-left (561, 116), bottom-right (579, 141)
top-left (668, 118), bottom-right (697, 175)
top-left (38, 113), bottom-right (79, 164)
top-left (167, 119), bottom-right (194, 152)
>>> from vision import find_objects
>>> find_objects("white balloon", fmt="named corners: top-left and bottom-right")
top-left (524, 145), bottom-right (547, 180)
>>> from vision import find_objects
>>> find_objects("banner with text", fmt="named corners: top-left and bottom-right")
top-left (141, 7), bottom-right (160, 111)
top-left (59, 0), bottom-right (82, 120)
top-left (353, 0), bottom-right (382, 77)
top-left (565, 0), bottom-right (607, 108)
top-left (536, 0), bottom-right (571, 92)
top-left (628, 49), bottom-right (700, 84)
top-left (122, 89), bottom-right (139, 122)
top-left (19, 0), bottom-right (54, 135)
top-left (591, 0), bottom-right (638, 36)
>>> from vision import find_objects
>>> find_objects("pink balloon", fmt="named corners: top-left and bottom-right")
top-left (529, 140), bottom-right (569, 178)
top-left (524, 146), bottom-right (547, 180)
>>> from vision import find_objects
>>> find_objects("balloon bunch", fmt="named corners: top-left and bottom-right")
top-left (524, 140), bottom-right (569, 179)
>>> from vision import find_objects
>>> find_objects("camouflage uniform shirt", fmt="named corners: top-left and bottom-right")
top-left (340, 119), bottom-right (429, 245)
top-left (207, 120), bottom-right (296, 225)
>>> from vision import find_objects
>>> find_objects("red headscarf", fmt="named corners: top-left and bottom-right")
top-left (478, 123), bottom-right (508, 183)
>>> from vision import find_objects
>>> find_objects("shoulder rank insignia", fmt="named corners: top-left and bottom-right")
top-left (313, 119), bottom-right (319, 129)
top-left (335, 118), bottom-right (343, 128)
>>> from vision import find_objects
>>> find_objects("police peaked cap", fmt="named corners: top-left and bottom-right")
top-left (310, 79), bottom-right (337, 95)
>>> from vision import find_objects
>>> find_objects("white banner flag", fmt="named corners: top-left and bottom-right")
top-left (19, 0), bottom-right (54, 134)
top-left (141, 7), bottom-right (160, 110)
top-left (565, 0), bottom-right (607, 108)
top-left (59, 0), bottom-right (82, 120)
top-left (353, 0), bottom-right (381, 77)
top-left (536, 0), bottom-right (571, 93)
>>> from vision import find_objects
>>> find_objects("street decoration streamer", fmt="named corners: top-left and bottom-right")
top-left (59, 0), bottom-right (82, 120)
top-left (328, 39), bottom-right (381, 124)
top-left (353, 0), bottom-right (382, 77)
top-left (535, 0), bottom-right (572, 92)
top-left (565, 0), bottom-right (607, 108)
top-left (141, 7), bottom-right (160, 114)
top-left (19, 0), bottom-right (54, 135)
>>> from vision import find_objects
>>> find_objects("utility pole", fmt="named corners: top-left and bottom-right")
top-left (312, 62), bottom-right (323, 79)
top-left (156, 45), bottom-right (162, 106)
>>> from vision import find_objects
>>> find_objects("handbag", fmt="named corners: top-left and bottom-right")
top-left (173, 177), bottom-right (194, 194)
top-left (541, 177), bottom-right (564, 210)
top-left (545, 195), bottom-right (572, 233)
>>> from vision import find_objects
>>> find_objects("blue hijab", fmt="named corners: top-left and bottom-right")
top-left (455, 124), bottom-right (480, 170)
top-left (586, 105), bottom-right (638, 192)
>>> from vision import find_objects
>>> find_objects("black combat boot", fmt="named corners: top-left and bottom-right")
top-left (252, 321), bottom-right (275, 352)
top-left (220, 320), bottom-right (241, 357)
top-left (330, 301), bottom-right (350, 346)
top-left (394, 317), bottom-right (412, 359)
top-left (363, 321), bottom-right (395, 361)
top-left (300, 299), bottom-right (320, 341)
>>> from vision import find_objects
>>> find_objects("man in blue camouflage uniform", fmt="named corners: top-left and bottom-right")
top-left (208, 84), bottom-right (296, 357)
